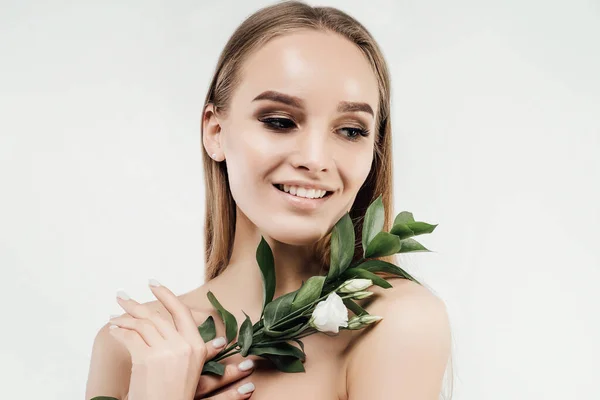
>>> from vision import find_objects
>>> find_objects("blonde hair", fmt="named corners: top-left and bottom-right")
top-left (200, 2), bottom-right (453, 398)
top-left (201, 0), bottom-right (395, 281)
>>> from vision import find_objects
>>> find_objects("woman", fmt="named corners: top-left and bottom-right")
top-left (85, 1), bottom-right (451, 399)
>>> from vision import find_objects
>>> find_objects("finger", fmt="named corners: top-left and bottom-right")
top-left (146, 279), bottom-right (203, 345)
top-left (116, 290), bottom-right (180, 341)
top-left (203, 336), bottom-right (230, 360)
top-left (108, 324), bottom-right (149, 363)
top-left (203, 381), bottom-right (255, 400)
top-left (116, 290), bottom-right (153, 319)
top-left (109, 314), bottom-right (164, 347)
top-left (196, 357), bottom-right (256, 398)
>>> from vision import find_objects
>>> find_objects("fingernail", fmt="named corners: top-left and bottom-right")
top-left (109, 325), bottom-right (119, 330)
top-left (116, 290), bottom-right (130, 300)
top-left (238, 359), bottom-right (254, 371)
top-left (211, 336), bottom-right (227, 348)
top-left (148, 278), bottom-right (161, 287)
top-left (237, 382), bottom-right (255, 395)
top-left (109, 314), bottom-right (120, 319)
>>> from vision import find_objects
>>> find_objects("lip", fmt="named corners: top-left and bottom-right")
top-left (273, 184), bottom-right (332, 211)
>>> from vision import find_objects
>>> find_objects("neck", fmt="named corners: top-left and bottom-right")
top-left (213, 206), bottom-right (325, 313)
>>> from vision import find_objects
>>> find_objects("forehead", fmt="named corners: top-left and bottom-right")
top-left (233, 30), bottom-right (379, 115)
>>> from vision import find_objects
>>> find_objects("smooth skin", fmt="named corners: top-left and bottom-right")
top-left (107, 280), bottom-right (256, 400)
top-left (86, 281), bottom-right (258, 400)
top-left (201, 30), bottom-right (450, 398)
top-left (85, 29), bottom-right (450, 400)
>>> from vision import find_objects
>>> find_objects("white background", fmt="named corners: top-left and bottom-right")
top-left (1, 0), bottom-right (598, 399)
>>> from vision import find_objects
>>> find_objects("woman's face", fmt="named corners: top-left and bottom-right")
top-left (209, 30), bottom-right (379, 246)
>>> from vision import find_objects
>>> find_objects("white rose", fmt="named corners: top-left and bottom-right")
top-left (309, 292), bottom-right (349, 334)
top-left (338, 278), bottom-right (373, 293)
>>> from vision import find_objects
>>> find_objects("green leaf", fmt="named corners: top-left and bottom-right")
top-left (391, 220), bottom-right (438, 239)
top-left (249, 341), bottom-right (306, 361)
top-left (362, 195), bottom-right (385, 256)
top-left (291, 276), bottom-right (325, 313)
top-left (202, 360), bottom-right (226, 376)
top-left (357, 259), bottom-right (420, 285)
top-left (263, 354), bottom-right (306, 373)
top-left (393, 211), bottom-right (415, 225)
top-left (291, 338), bottom-right (305, 353)
top-left (327, 213), bottom-right (356, 281)
top-left (389, 223), bottom-right (415, 240)
top-left (263, 291), bottom-right (296, 329)
top-left (256, 236), bottom-right (276, 316)
top-left (197, 315), bottom-right (216, 342)
top-left (364, 231), bottom-right (401, 258)
top-left (406, 221), bottom-right (438, 235)
top-left (252, 318), bottom-right (264, 331)
top-left (398, 238), bottom-right (430, 253)
top-left (341, 267), bottom-right (392, 289)
top-left (238, 311), bottom-right (254, 357)
top-left (206, 291), bottom-right (238, 344)
top-left (264, 321), bottom-right (306, 338)
top-left (342, 298), bottom-right (369, 317)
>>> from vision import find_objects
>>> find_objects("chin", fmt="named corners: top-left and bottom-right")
top-left (265, 224), bottom-right (328, 247)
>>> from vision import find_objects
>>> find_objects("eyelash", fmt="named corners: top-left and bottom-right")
top-left (260, 117), bottom-right (370, 142)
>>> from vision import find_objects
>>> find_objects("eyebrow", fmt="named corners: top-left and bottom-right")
top-left (252, 90), bottom-right (374, 117)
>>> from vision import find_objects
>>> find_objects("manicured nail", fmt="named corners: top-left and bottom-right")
top-left (238, 359), bottom-right (254, 371)
top-left (237, 382), bottom-right (255, 395)
top-left (109, 325), bottom-right (119, 330)
top-left (116, 290), bottom-right (130, 300)
top-left (109, 314), bottom-right (120, 319)
top-left (148, 278), bottom-right (161, 287)
top-left (211, 336), bottom-right (227, 348)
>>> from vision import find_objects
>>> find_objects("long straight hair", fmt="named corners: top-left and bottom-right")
top-left (201, 0), bottom-right (395, 281)
top-left (199, 2), bottom-right (453, 398)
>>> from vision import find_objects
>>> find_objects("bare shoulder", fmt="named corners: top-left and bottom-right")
top-left (352, 277), bottom-right (449, 325)
top-left (343, 278), bottom-right (451, 399)
top-left (85, 319), bottom-right (132, 400)
top-left (85, 284), bottom-right (213, 400)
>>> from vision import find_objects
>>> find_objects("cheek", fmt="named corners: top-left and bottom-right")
top-left (224, 127), bottom-right (267, 173)
top-left (224, 121), bottom-right (282, 164)
top-left (341, 147), bottom-right (374, 190)
top-left (223, 125), bottom-right (281, 203)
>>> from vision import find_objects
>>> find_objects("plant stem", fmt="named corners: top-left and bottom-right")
top-left (348, 257), bottom-right (366, 271)
top-left (213, 342), bottom-right (239, 360)
top-left (261, 264), bottom-right (371, 336)
top-left (269, 292), bottom-right (330, 328)
top-left (252, 291), bottom-right (361, 342)
top-left (212, 348), bottom-right (241, 362)
top-left (209, 276), bottom-right (369, 366)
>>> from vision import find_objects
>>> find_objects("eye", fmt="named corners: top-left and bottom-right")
top-left (260, 117), bottom-right (370, 142)
top-left (340, 127), bottom-right (370, 141)
top-left (261, 117), bottom-right (297, 130)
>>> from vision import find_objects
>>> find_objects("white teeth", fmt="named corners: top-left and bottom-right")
top-left (278, 184), bottom-right (328, 199)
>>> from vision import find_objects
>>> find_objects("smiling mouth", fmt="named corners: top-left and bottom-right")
top-left (273, 184), bottom-right (334, 199)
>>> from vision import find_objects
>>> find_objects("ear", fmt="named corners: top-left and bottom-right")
top-left (202, 103), bottom-right (223, 161)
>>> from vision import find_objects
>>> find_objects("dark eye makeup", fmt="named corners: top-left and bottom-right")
top-left (258, 117), bottom-right (371, 142)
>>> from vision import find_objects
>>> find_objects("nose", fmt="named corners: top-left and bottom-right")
top-left (290, 127), bottom-right (332, 174)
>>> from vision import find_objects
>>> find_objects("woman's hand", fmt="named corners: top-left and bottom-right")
top-left (108, 279), bottom-right (256, 400)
